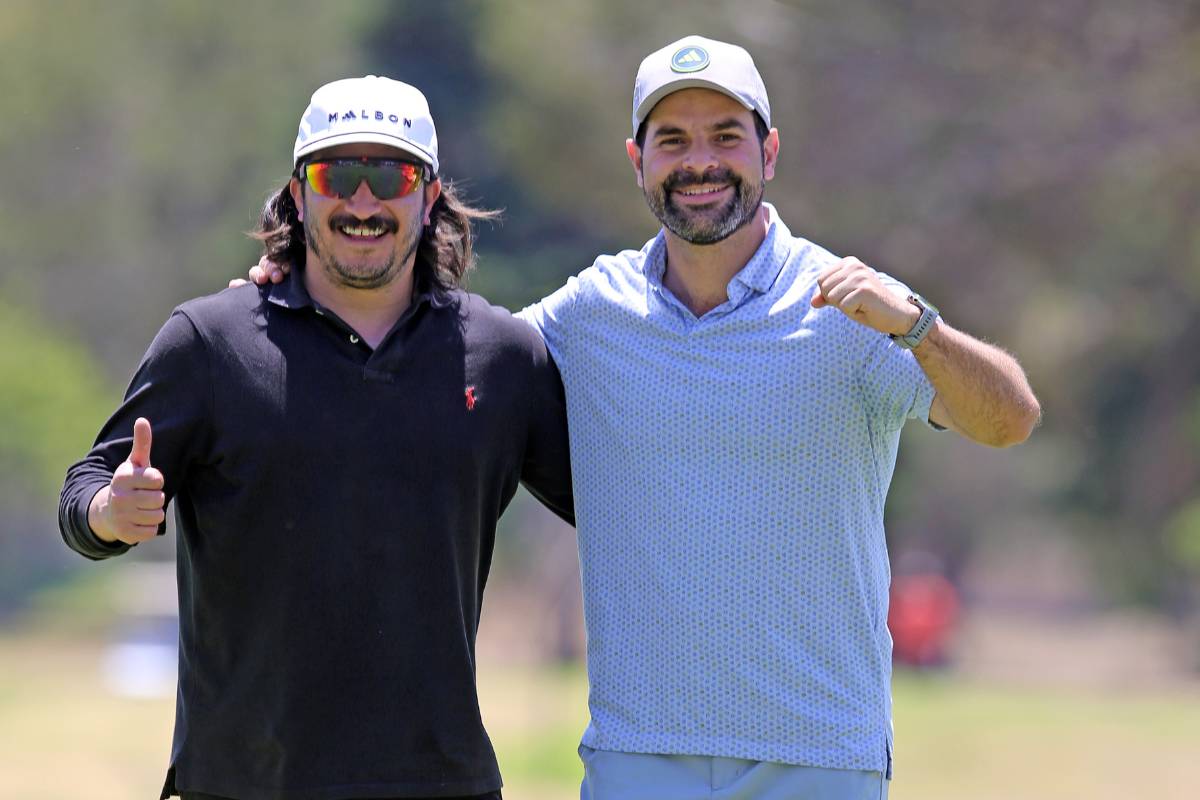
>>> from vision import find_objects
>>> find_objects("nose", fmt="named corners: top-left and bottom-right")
top-left (343, 179), bottom-right (383, 216)
top-left (681, 140), bottom-right (719, 174)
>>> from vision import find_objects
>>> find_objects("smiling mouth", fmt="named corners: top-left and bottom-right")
top-left (328, 213), bottom-right (398, 242)
top-left (337, 223), bottom-right (389, 240)
top-left (672, 184), bottom-right (732, 205)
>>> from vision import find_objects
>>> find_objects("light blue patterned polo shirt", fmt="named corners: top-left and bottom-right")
top-left (518, 203), bottom-right (935, 774)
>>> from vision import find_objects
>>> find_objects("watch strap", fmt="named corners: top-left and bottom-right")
top-left (890, 294), bottom-right (939, 349)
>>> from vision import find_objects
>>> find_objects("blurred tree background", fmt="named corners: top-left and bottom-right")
top-left (2, 0), bottom-right (1198, 658)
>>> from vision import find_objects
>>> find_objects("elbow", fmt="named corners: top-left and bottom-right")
top-left (990, 396), bottom-right (1042, 448)
top-left (1017, 394), bottom-right (1043, 443)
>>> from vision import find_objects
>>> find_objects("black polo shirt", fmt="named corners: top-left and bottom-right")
top-left (59, 276), bottom-right (574, 799)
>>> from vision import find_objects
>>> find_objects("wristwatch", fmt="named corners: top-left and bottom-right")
top-left (889, 293), bottom-right (939, 350)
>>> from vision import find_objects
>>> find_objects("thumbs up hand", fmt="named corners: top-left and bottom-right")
top-left (87, 417), bottom-right (167, 545)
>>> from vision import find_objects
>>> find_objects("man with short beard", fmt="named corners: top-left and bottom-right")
top-left (59, 76), bottom-right (572, 800)
top-left (249, 38), bottom-right (1040, 799)
top-left (518, 36), bottom-right (1039, 799)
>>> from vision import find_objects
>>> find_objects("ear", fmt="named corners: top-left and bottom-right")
top-left (423, 178), bottom-right (443, 225)
top-left (288, 176), bottom-right (305, 222)
top-left (762, 128), bottom-right (780, 182)
top-left (625, 138), bottom-right (645, 189)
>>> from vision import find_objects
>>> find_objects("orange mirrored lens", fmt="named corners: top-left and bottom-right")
top-left (304, 159), bottom-right (423, 200)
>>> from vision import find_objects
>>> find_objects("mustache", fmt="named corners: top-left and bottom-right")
top-left (327, 213), bottom-right (398, 234)
top-left (663, 168), bottom-right (738, 191)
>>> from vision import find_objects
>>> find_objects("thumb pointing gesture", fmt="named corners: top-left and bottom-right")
top-left (130, 416), bottom-right (153, 468)
top-left (87, 417), bottom-right (167, 545)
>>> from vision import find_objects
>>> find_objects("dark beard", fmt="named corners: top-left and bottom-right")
top-left (303, 204), bottom-right (421, 290)
top-left (645, 167), bottom-right (763, 245)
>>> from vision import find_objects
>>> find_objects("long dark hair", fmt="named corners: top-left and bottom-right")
top-left (250, 174), bottom-right (499, 290)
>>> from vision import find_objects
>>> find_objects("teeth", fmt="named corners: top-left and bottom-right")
top-left (340, 224), bottom-right (386, 237)
top-left (680, 186), bottom-right (726, 196)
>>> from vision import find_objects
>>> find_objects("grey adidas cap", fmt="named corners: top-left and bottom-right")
top-left (632, 35), bottom-right (771, 136)
top-left (294, 75), bottom-right (439, 174)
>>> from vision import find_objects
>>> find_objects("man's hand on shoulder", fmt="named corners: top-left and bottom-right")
top-left (811, 257), bottom-right (918, 337)
top-left (228, 255), bottom-right (291, 289)
top-left (87, 417), bottom-right (166, 545)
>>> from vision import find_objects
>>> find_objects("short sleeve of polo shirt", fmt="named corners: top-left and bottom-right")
top-left (516, 275), bottom-right (583, 367)
top-left (856, 271), bottom-right (937, 431)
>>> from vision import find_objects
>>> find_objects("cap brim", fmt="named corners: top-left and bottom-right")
top-left (634, 78), bottom-right (756, 129)
top-left (294, 131), bottom-right (438, 173)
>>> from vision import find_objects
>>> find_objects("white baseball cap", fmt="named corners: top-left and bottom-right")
top-left (632, 35), bottom-right (771, 136)
top-left (293, 75), bottom-right (439, 174)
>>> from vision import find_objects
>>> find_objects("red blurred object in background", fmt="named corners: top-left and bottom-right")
top-left (888, 573), bottom-right (960, 667)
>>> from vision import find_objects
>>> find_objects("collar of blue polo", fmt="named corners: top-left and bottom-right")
top-left (643, 201), bottom-right (791, 306)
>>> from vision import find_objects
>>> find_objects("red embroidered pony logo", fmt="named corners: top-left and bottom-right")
top-left (465, 386), bottom-right (477, 410)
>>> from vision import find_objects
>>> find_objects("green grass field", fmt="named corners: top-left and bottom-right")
top-left (2, 628), bottom-right (1198, 799)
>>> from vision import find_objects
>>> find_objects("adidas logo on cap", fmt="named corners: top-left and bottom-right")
top-left (671, 46), bottom-right (710, 73)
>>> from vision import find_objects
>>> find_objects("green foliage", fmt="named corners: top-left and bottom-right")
top-left (0, 300), bottom-right (116, 499)
top-left (0, 0), bottom-right (384, 369)
top-left (0, 299), bottom-right (120, 612)
top-left (1167, 500), bottom-right (1200, 573)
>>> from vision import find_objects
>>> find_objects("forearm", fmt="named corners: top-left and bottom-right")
top-left (913, 320), bottom-right (1041, 447)
top-left (57, 309), bottom-right (210, 559)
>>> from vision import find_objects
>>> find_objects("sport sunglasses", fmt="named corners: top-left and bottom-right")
top-left (299, 157), bottom-right (431, 200)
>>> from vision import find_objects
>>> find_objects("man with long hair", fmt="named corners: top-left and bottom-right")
top-left (59, 76), bottom-right (573, 800)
